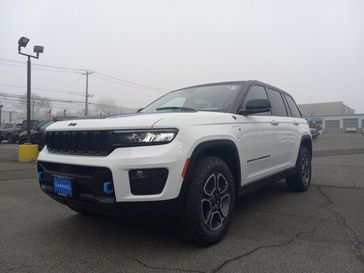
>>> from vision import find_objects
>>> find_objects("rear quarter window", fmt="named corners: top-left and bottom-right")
top-left (267, 89), bottom-right (288, 116)
top-left (284, 94), bottom-right (302, 118)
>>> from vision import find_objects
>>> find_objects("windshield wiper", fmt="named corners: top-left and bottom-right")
top-left (156, 106), bottom-right (197, 112)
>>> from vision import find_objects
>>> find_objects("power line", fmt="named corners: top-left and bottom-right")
top-left (0, 91), bottom-right (118, 108)
top-left (0, 82), bottom-right (84, 96)
top-left (0, 57), bottom-right (85, 72)
top-left (0, 57), bottom-right (167, 92)
top-left (0, 61), bottom-right (81, 74)
top-left (93, 71), bottom-right (165, 92)
top-left (0, 82), bottom-right (145, 106)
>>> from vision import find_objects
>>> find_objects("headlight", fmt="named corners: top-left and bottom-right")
top-left (113, 129), bottom-right (178, 146)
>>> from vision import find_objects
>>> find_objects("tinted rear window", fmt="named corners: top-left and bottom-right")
top-left (267, 89), bottom-right (288, 116)
top-left (284, 94), bottom-right (301, 117)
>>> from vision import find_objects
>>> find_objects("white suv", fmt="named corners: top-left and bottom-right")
top-left (37, 81), bottom-right (312, 245)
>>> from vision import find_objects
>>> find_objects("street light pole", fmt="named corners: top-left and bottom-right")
top-left (0, 105), bottom-right (3, 126)
top-left (27, 56), bottom-right (31, 143)
top-left (85, 71), bottom-right (89, 117)
top-left (17, 36), bottom-right (44, 144)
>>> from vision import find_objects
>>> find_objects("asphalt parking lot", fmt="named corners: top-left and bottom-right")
top-left (0, 134), bottom-right (363, 273)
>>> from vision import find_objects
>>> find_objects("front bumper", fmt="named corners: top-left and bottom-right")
top-left (37, 140), bottom-right (187, 203)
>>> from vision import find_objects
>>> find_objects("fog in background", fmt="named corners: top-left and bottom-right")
top-left (0, 0), bottom-right (363, 113)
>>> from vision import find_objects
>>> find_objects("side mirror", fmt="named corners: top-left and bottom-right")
top-left (239, 99), bottom-right (271, 115)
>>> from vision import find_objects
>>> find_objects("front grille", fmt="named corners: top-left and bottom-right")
top-left (46, 130), bottom-right (115, 156)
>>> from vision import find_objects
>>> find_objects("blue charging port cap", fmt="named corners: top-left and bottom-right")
top-left (103, 181), bottom-right (114, 195)
top-left (37, 171), bottom-right (45, 183)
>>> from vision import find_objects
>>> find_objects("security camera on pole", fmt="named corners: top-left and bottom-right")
top-left (17, 36), bottom-right (44, 161)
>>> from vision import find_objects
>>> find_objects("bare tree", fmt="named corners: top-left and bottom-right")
top-left (17, 93), bottom-right (51, 119)
top-left (92, 99), bottom-right (121, 116)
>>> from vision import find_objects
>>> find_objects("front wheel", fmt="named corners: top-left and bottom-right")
top-left (286, 146), bottom-right (312, 192)
top-left (176, 156), bottom-right (236, 246)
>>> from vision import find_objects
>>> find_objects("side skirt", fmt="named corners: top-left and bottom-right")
top-left (237, 167), bottom-right (296, 198)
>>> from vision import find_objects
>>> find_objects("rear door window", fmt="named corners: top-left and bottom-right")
top-left (284, 94), bottom-right (302, 118)
top-left (267, 89), bottom-right (288, 116)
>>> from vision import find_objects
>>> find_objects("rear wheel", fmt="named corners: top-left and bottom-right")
top-left (176, 156), bottom-right (235, 246)
top-left (286, 146), bottom-right (312, 192)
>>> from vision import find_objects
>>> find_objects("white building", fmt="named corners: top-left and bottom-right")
top-left (298, 101), bottom-right (355, 116)
top-left (305, 114), bottom-right (364, 133)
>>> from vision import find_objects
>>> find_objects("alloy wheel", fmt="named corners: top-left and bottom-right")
top-left (200, 173), bottom-right (231, 231)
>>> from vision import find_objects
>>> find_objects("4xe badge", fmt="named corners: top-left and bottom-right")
top-left (68, 122), bottom-right (77, 127)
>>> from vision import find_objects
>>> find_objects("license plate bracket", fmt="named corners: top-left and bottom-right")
top-left (53, 176), bottom-right (73, 197)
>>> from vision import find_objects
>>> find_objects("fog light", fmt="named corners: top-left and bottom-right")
top-left (103, 181), bottom-right (114, 195)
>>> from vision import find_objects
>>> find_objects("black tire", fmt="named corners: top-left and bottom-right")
top-left (7, 134), bottom-right (15, 144)
top-left (286, 146), bottom-right (312, 192)
top-left (176, 156), bottom-right (236, 246)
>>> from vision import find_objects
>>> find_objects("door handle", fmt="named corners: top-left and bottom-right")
top-left (293, 121), bottom-right (299, 126)
top-left (271, 120), bottom-right (279, 126)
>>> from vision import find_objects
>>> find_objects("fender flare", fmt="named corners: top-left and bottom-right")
top-left (179, 139), bottom-right (241, 200)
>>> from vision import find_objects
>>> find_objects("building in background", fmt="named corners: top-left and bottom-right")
top-left (305, 114), bottom-right (364, 133)
top-left (298, 101), bottom-right (355, 116)
top-left (0, 110), bottom-right (18, 124)
top-left (299, 102), bottom-right (364, 133)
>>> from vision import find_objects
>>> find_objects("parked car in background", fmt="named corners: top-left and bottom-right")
top-left (310, 128), bottom-right (320, 139)
top-left (19, 121), bottom-right (54, 149)
top-left (345, 127), bottom-right (357, 133)
top-left (0, 123), bottom-right (10, 142)
top-left (1, 120), bottom-right (49, 144)
top-left (0, 123), bottom-right (23, 143)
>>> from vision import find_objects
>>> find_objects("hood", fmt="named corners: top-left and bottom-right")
top-left (46, 111), bottom-right (235, 131)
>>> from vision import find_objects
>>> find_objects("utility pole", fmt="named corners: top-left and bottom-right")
top-left (0, 105), bottom-right (3, 126)
top-left (82, 70), bottom-right (93, 117)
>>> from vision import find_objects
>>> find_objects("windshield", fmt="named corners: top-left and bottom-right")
top-left (141, 83), bottom-right (242, 113)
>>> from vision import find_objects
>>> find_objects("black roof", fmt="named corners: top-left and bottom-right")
top-left (174, 80), bottom-right (291, 96)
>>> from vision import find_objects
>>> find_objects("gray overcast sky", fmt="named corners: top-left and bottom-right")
top-left (1, 0), bottom-right (364, 112)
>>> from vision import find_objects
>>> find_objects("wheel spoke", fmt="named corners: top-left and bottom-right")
top-left (203, 174), bottom-right (217, 197)
top-left (219, 194), bottom-right (230, 217)
top-left (209, 211), bottom-right (223, 231)
top-left (217, 173), bottom-right (228, 194)
top-left (201, 198), bottom-right (213, 224)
